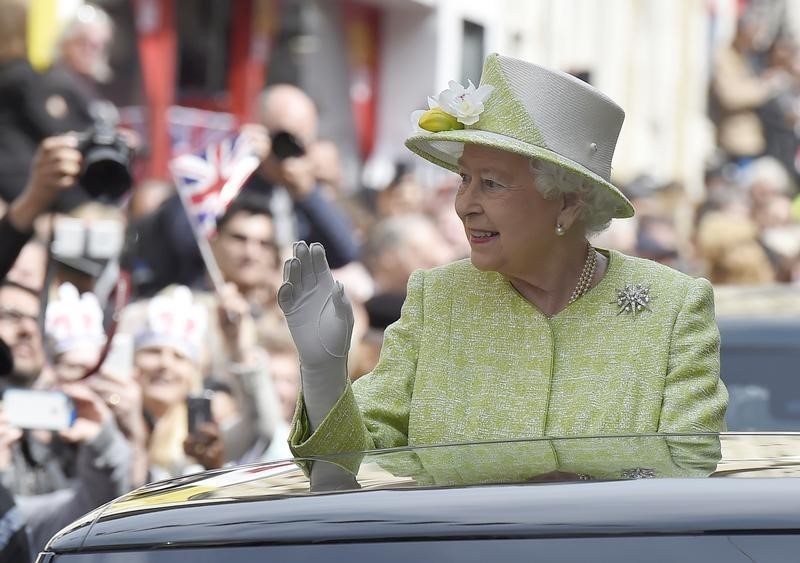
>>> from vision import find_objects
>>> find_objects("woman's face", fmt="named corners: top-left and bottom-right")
top-left (135, 345), bottom-right (197, 417)
top-left (455, 145), bottom-right (561, 278)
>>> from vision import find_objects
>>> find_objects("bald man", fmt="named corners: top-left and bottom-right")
top-left (243, 84), bottom-right (358, 268)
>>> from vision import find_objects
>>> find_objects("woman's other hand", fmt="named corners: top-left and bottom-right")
top-left (278, 241), bottom-right (353, 371)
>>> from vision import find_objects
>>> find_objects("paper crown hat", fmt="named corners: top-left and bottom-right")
top-left (134, 286), bottom-right (207, 362)
top-left (45, 283), bottom-right (106, 356)
top-left (405, 53), bottom-right (634, 218)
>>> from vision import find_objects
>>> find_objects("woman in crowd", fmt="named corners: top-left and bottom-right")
top-left (279, 54), bottom-right (727, 476)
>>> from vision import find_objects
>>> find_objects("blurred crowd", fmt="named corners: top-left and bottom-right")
top-left (598, 9), bottom-right (800, 286)
top-left (0, 1), bottom-right (799, 559)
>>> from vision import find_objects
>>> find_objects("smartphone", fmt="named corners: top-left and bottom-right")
top-left (3, 389), bottom-right (76, 431)
top-left (186, 392), bottom-right (214, 435)
top-left (270, 131), bottom-right (305, 160)
top-left (101, 333), bottom-right (134, 379)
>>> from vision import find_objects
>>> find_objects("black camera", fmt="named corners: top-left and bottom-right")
top-left (75, 123), bottom-right (133, 200)
top-left (270, 130), bottom-right (305, 160)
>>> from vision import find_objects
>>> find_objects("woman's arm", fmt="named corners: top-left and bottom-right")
top-left (659, 277), bottom-right (728, 472)
top-left (659, 277), bottom-right (728, 433)
top-left (288, 266), bottom-right (425, 457)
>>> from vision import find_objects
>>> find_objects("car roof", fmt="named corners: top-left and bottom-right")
top-left (49, 433), bottom-right (800, 552)
top-left (714, 285), bottom-right (800, 318)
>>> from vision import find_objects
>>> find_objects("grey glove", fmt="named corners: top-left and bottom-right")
top-left (277, 241), bottom-right (353, 431)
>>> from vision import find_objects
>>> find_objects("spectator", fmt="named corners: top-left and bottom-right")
top-left (0, 280), bottom-right (131, 555)
top-left (133, 285), bottom-right (286, 478)
top-left (133, 286), bottom-right (207, 481)
top-left (374, 164), bottom-right (426, 219)
top-left (709, 16), bottom-right (777, 163)
top-left (35, 4), bottom-right (120, 211)
top-left (360, 214), bottom-right (454, 294)
top-left (44, 283), bottom-right (105, 382)
top-left (42, 3), bottom-right (114, 133)
top-left (759, 35), bottom-right (800, 181)
top-left (635, 215), bottom-right (683, 270)
top-left (246, 84), bottom-right (359, 268)
top-left (259, 325), bottom-right (300, 425)
top-left (210, 193), bottom-right (281, 316)
top-left (695, 211), bottom-right (775, 284)
top-left (44, 283), bottom-right (146, 473)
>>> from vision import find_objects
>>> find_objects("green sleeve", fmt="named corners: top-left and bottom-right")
top-left (659, 277), bottom-right (728, 433)
top-left (289, 269), bottom-right (424, 456)
top-left (659, 277), bottom-right (728, 472)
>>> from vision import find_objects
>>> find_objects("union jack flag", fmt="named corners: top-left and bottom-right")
top-left (169, 132), bottom-right (261, 238)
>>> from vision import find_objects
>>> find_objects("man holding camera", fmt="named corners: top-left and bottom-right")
top-left (246, 84), bottom-right (359, 268)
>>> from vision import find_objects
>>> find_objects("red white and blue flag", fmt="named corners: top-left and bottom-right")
top-left (169, 132), bottom-right (260, 238)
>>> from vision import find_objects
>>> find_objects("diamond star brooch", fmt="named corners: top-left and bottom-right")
top-left (613, 283), bottom-right (653, 316)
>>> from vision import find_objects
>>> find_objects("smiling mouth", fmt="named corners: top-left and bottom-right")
top-left (469, 230), bottom-right (499, 243)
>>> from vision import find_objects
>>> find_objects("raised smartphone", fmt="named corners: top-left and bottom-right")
top-left (186, 392), bottom-right (213, 435)
top-left (101, 333), bottom-right (134, 379)
top-left (3, 389), bottom-right (76, 431)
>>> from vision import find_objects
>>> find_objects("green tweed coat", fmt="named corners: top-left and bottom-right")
top-left (290, 250), bottom-right (728, 476)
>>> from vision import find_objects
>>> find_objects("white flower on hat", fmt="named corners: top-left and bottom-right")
top-left (438, 80), bottom-right (494, 126)
top-left (412, 80), bottom-right (494, 133)
top-left (45, 283), bottom-right (106, 355)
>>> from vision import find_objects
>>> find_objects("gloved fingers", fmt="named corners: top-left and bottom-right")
top-left (287, 257), bottom-right (303, 292)
top-left (277, 282), bottom-right (295, 312)
top-left (331, 280), bottom-right (353, 325)
top-left (294, 241), bottom-right (316, 287)
top-left (310, 242), bottom-right (329, 273)
top-left (282, 256), bottom-right (292, 283)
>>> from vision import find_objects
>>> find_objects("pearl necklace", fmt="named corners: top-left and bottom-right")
top-left (568, 244), bottom-right (597, 304)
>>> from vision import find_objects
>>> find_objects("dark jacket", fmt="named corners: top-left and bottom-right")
top-left (0, 59), bottom-right (57, 204)
top-left (0, 60), bottom-right (92, 210)
top-left (0, 484), bottom-right (29, 563)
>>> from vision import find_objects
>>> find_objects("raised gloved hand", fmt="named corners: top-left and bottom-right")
top-left (278, 241), bottom-right (353, 430)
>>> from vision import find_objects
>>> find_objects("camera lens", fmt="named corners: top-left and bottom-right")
top-left (270, 131), bottom-right (305, 160)
top-left (81, 145), bottom-right (132, 200)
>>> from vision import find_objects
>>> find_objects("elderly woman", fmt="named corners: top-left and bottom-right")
top-left (280, 54), bottom-right (727, 463)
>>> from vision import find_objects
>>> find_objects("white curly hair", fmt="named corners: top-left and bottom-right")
top-left (528, 159), bottom-right (619, 236)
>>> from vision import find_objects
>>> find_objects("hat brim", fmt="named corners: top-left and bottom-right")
top-left (405, 129), bottom-right (634, 219)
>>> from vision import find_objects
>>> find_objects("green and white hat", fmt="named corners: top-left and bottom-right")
top-left (405, 53), bottom-right (634, 218)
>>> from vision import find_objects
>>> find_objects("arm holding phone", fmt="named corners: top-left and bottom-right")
top-left (5, 383), bottom-right (132, 553)
top-left (183, 284), bottom-right (287, 468)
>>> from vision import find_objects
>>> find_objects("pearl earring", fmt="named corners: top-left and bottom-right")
top-left (555, 223), bottom-right (566, 236)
